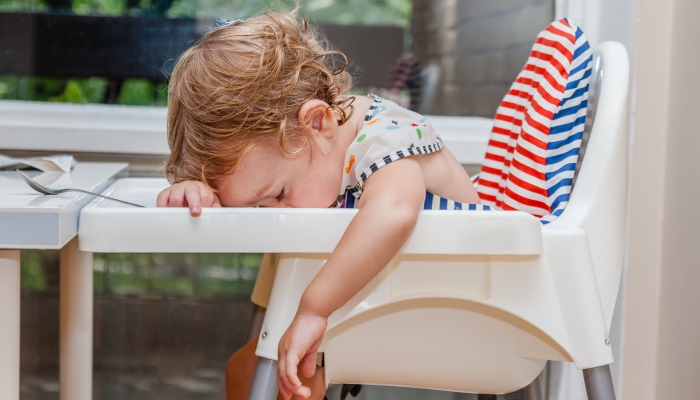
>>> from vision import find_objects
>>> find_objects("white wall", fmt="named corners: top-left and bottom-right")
top-left (648, 0), bottom-right (700, 397)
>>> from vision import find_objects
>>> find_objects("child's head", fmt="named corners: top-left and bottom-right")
top-left (165, 11), bottom-right (353, 202)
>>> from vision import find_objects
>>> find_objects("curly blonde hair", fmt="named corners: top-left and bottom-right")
top-left (165, 11), bottom-right (354, 188)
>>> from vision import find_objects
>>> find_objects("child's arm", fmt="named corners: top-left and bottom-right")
top-left (277, 157), bottom-right (426, 400)
top-left (156, 180), bottom-right (221, 217)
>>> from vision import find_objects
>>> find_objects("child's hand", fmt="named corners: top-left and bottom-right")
top-left (156, 180), bottom-right (221, 217)
top-left (277, 312), bottom-right (327, 400)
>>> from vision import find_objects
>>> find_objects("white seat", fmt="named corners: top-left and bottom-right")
top-left (78, 41), bottom-right (628, 399)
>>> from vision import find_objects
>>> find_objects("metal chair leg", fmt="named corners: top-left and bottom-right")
top-left (340, 384), bottom-right (362, 400)
top-left (248, 357), bottom-right (279, 400)
top-left (525, 362), bottom-right (549, 400)
top-left (245, 304), bottom-right (267, 342)
top-left (505, 388), bottom-right (526, 400)
top-left (583, 365), bottom-right (616, 400)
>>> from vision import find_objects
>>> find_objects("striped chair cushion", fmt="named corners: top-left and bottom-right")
top-left (474, 19), bottom-right (592, 224)
top-left (339, 190), bottom-right (490, 211)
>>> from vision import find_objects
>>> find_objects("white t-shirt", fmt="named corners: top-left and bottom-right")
top-left (337, 95), bottom-right (443, 207)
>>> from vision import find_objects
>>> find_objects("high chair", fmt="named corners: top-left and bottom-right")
top-left (76, 22), bottom-right (628, 400)
top-left (244, 32), bottom-right (629, 400)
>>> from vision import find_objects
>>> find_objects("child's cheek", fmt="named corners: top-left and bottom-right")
top-left (303, 184), bottom-right (338, 208)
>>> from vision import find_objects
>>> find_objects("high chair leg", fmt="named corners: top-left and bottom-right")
top-left (340, 384), bottom-right (362, 400)
top-left (245, 305), bottom-right (267, 342)
top-left (525, 363), bottom-right (548, 400)
top-left (582, 365), bottom-right (616, 400)
top-left (248, 358), bottom-right (278, 400)
top-left (504, 388), bottom-right (526, 400)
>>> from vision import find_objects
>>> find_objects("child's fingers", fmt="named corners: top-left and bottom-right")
top-left (277, 377), bottom-right (292, 400)
top-left (212, 195), bottom-right (222, 208)
top-left (277, 354), bottom-right (293, 398)
top-left (199, 189), bottom-right (216, 207)
top-left (155, 188), bottom-right (171, 207)
top-left (184, 186), bottom-right (202, 217)
top-left (167, 185), bottom-right (186, 207)
top-left (277, 356), bottom-right (296, 393)
top-left (285, 355), bottom-right (303, 391)
top-left (285, 356), bottom-right (312, 399)
top-left (277, 378), bottom-right (294, 400)
top-left (295, 384), bottom-right (311, 399)
top-left (300, 352), bottom-right (317, 379)
top-left (277, 351), bottom-right (303, 399)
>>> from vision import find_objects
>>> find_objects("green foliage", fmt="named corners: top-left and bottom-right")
top-left (19, 77), bottom-right (66, 101)
top-left (93, 253), bottom-right (262, 298)
top-left (164, 0), bottom-right (195, 18)
top-left (1, 0), bottom-right (411, 24)
top-left (20, 251), bottom-right (47, 290)
top-left (118, 79), bottom-right (168, 106)
top-left (18, 250), bottom-right (261, 297)
top-left (0, 76), bottom-right (19, 99)
top-left (171, 0), bottom-right (412, 27)
top-left (0, 76), bottom-right (107, 103)
top-left (71, 0), bottom-right (125, 15)
top-left (0, 0), bottom-right (47, 12)
top-left (0, 0), bottom-right (410, 106)
top-left (50, 78), bottom-right (109, 103)
top-left (302, 0), bottom-right (411, 27)
top-left (0, 76), bottom-right (166, 105)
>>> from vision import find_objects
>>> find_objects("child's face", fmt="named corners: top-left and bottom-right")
top-left (214, 139), bottom-right (342, 208)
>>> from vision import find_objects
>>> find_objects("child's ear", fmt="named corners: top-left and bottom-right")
top-left (298, 100), bottom-right (337, 139)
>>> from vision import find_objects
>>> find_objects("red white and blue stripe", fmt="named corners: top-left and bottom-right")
top-left (474, 19), bottom-right (592, 224)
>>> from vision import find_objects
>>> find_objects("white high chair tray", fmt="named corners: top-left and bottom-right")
top-left (78, 177), bottom-right (543, 255)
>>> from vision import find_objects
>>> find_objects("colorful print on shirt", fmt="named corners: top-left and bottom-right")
top-left (336, 95), bottom-right (444, 206)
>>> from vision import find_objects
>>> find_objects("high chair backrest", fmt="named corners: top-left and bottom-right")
top-left (549, 41), bottom-right (630, 329)
top-left (476, 19), bottom-right (593, 223)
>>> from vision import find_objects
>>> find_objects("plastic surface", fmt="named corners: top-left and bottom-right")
top-left (0, 162), bottom-right (127, 249)
top-left (256, 42), bottom-right (629, 393)
top-left (78, 178), bottom-right (543, 255)
top-left (59, 238), bottom-right (93, 400)
top-left (77, 42), bottom-right (629, 396)
top-left (544, 42), bottom-right (631, 331)
top-left (0, 250), bottom-right (20, 400)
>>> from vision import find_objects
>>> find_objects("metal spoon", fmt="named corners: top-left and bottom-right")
top-left (17, 169), bottom-right (145, 208)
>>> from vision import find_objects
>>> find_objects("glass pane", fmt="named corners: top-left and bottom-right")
top-left (0, 0), bottom-right (411, 106)
top-left (20, 250), bottom-right (60, 399)
top-left (20, 250), bottom-right (260, 400)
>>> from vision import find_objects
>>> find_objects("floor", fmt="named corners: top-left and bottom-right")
top-left (21, 374), bottom-right (500, 400)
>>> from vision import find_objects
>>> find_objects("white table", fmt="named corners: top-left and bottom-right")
top-left (0, 162), bottom-right (127, 400)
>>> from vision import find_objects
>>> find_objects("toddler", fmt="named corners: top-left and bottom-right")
top-left (157, 11), bottom-right (480, 400)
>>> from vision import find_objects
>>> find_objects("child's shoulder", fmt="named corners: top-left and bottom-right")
top-left (357, 94), bottom-right (438, 145)
top-left (360, 94), bottom-right (427, 126)
top-left (339, 95), bottom-right (443, 198)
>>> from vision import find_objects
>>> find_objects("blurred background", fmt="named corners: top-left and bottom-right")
top-left (0, 0), bottom-right (412, 106)
top-left (0, 1), bottom-right (554, 399)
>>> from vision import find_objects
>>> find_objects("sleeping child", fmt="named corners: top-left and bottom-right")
top-left (157, 11), bottom-right (480, 400)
